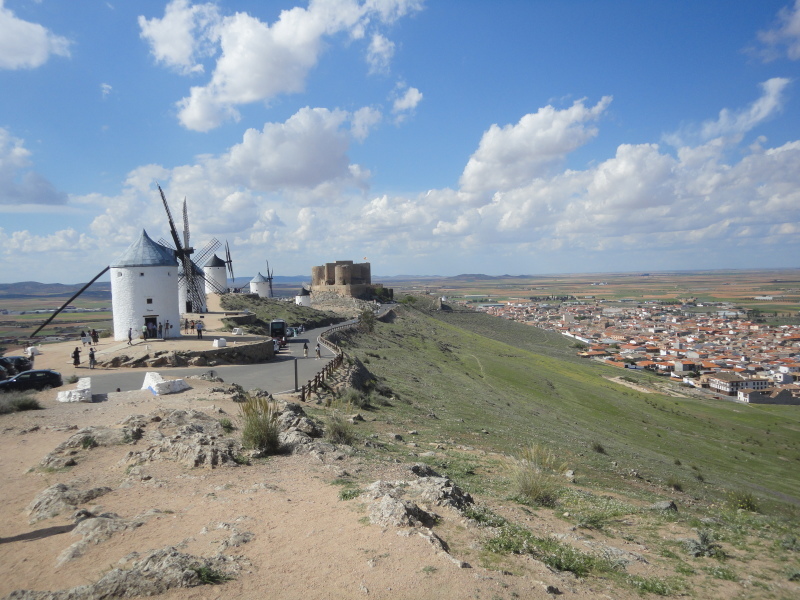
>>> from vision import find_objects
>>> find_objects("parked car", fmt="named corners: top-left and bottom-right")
top-left (0, 356), bottom-right (33, 377)
top-left (0, 369), bottom-right (63, 392)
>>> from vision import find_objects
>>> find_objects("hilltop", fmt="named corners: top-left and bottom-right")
top-left (0, 301), bottom-right (798, 599)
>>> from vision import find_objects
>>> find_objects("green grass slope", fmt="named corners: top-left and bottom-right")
top-left (333, 305), bottom-right (800, 513)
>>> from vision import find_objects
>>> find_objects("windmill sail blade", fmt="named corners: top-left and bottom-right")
top-left (182, 198), bottom-right (190, 248)
top-left (194, 238), bottom-right (220, 267)
top-left (224, 241), bottom-right (235, 282)
top-left (158, 184), bottom-right (184, 254)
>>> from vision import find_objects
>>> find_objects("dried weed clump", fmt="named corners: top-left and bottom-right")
top-left (238, 393), bottom-right (280, 454)
top-left (508, 444), bottom-right (569, 508)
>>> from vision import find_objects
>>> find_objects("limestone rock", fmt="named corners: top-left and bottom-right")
top-left (5, 546), bottom-right (240, 599)
top-left (27, 484), bottom-right (112, 524)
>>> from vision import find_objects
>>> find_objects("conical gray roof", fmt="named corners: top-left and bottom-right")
top-left (205, 254), bottom-right (226, 268)
top-left (111, 230), bottom-right (178, 268)
top-left (250, 272), bottom-right (267, 283)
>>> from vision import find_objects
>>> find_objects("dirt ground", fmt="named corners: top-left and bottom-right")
top-left (1, 379), bottom-right (642, 600)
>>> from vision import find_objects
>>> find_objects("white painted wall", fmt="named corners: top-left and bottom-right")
top-left (250, 280), bottom-right (270, 297)
top-left (204, 265), bottom-right (228, 294)
top-left (111, 265), bottom-right (181, 341)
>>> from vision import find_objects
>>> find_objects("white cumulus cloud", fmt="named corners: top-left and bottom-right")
top-left (0, 0), bottom-right (71, 70)
top-left (138, 0), bottom-right (424, 131)
top-left (0, 128), bottom-right (67, 205)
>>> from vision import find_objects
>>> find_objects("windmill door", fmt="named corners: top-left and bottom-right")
top-left (144, 316), bottom-right (158, 333)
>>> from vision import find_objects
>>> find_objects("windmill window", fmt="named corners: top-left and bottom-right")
top-left (116, 272), bottom-right (122, 277)
top-left (146, 298), bottom-right (153, 304)
top-left (140, 272), bottom-right (144, 277)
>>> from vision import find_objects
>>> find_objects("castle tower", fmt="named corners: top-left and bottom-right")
top-left (110, 230), bottom-right (180, 341)
top-left (250, 272), bottom-right (270, 297)
top-left (203, 254), bottom-right (227, 295)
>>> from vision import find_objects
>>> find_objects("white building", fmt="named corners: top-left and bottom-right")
top-left (111, 230), bottom-right (180, 341)
top-left (203, 254), bottom-right (228, 295)
top-left (250, 272), bottom-right (270, 297)
top-left (295, 287), bottom-right (312, 307)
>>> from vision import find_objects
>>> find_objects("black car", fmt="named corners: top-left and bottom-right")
top-left (0, 370), bottom-right (63, 392)
top-left (0, 356), bottom-right (33, 377)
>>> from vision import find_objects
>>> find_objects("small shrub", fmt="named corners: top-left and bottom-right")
top-left (486, 523), bottom-right (611, 577)
top-left (780, 535), bottom-right (800, 551)
top-left (627, 575), bottom-right (674, 595)
top-left (508, 444), bottom-right (567, 508)
top-left (704, 565), bottom-right (737, 581)
top-left (238, 393), bottom-right (280, 454)
top-left (193, 566), bottom-right (232, 585)
top-left (339, 387), bottom-right (369, 409)
top-left (577, 513), bottom-right (607, 530)
top-left (591, 441), bottom-right (606, 454)
top-left (667, 478), bottom-right (684, 492)
top-left (685, 530), bottom-right (725, 559)
top-left (66, 374), bottom-right (79, 384)
top-left (326, 411), bottom-right (356, 445)
top-left (674, 458), bottom-right (682, 466)
top-left (233, 454), bottom-right (249, 465)
top-left (81, 436), bottom-right (97, 450)
top-left (463, 506), bottom-right (508, 527)
top-left (219, 418), bottom-right (234, 433)
top-left (788, 569), bottom-right (800, 582)
top-left (0, 392), bottom-right (42, 414)
top-left (338, 487), bottom-right (362, 501)
top-left (726, 490), bottom-right (759, 513)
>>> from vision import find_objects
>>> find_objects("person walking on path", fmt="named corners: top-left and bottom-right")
top-left (127, 328), bottom-right (133, 345)
top-left (196, 320), bottom-right (204, 339)
top-left (88, 348), bottom-right (96, 369)
top-left (91, 329), bottom-right (99, 345)
top-left (142, 324), bottom-right (148, 340)
top-left (190, 320), bottom-right (195, 334)
top-left (184, 318), bottom-right (189, 334)
top-left (72, 347), bottom-right (81, 367)
top-left (80, 331), bottom-right (88, 347)
top-left (303, 342), bottom-right (309, 358)
top-left (315, 343), bottom-right (321, 360)
top-left (158, 322), bottom-right (163, 338)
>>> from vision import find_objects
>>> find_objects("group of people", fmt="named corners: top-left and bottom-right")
top-left (71, 345), bottom-right (96, 369)
top-left (141, 321), bottom-right (170, 340)
top-left (302, 342), bottom-right (322, 359)
top-left (79, 330), bottom-right (100, 346)
top-left (183, 319), bottom-right (205, 339)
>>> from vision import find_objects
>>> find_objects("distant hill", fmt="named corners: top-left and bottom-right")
top-left (0, 281), bottom-right (111, 299)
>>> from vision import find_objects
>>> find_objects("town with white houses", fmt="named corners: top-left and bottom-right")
top-left (471, 299), bottom-right (800, 405)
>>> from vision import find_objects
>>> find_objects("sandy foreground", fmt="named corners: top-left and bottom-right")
top-left (0, 377), bottom-right (638, 600)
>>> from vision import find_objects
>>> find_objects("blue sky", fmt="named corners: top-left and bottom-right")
top-left (2, 0), bottom-right (800, 283)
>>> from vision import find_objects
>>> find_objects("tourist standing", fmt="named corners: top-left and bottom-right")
top-left (190, 320), bottom-right (195, 334)
top-left (164, 320), bottom-right (170, 339)
top-left (127, 328), bottom-right (133, 345)
top-left (184, 318), bottom-right (189, 333)
top-left (80, 331), bottom-right (88, 347)
top-left (90, 329), bottom-right (99, 345)
top-left (196, 320), bottom-right (204, 339)
top-left (88, 348), bottom-right (96, 369)
top-left (142, 324), bottom-right (148, 340)
top-left (72, 347), bottom-right (81, 367)
top-left (303, 342), bottom-right (308, 358)
top-left (315, 343), bottom-right (321, 360)
top-left (158, 322), bottom-right (163, 338)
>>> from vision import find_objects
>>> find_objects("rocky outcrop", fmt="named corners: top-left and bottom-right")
top-left (4, 546), bottom-right (241, 599)
top-left (56, 512), bottom-right (147, 566)
top-left (26, 484), bottom-right (112, 524)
